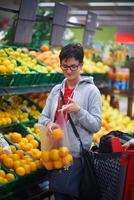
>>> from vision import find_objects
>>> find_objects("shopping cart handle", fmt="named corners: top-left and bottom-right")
top-left (111, 137), bottom-right (123, 152)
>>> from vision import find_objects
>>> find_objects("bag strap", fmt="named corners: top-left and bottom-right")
top-left (60, 90), bottom-right (84, 150)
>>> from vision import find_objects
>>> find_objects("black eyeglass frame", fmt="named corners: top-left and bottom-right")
top-left (60, 64), bottom-right (80, 71)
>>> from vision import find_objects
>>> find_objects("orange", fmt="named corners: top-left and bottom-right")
top-left (30, 139), bottom-right (39, 148)
top-left (0, 177), bottom-right (8, 184)
top-left (13, 160), bottom-right (21, 169)
top-left (49, 149), bottom-right (60, 161)
top-left (26, 134), bottom-right (34, 142)
top-left (21, 138), bottom-right (28, 143)
top-left (16, 150), bottom-right (24, 158)
top-left (40, 44), bottom-right (49, 52)
top-left (41, 151), bottom-right (50, 162)
top-left (29, 50), bottom-right (38, 57)
top-left (27, 150), bottom-right (33, 157)
top-left (53, 159), bottom-right (63, 169)
top-left (52, 128), bottom-right (64, 141)
top-left (0, 154), bottom-right (7, 162)
top-left (3, 157), bottom-right (14, 169)
top-left (44, 161), bottom-right (54, 170)
top-left (15, 167), bottom-right (25, 176)
top-left (23, 164), bottom-right (31, 174)
top-left (6, 173), bottom-right (15, 181)
top-left (59, 147), bottom-right (69, 157)
top-left (23, 155), bottom-right (32, 162)
top-left (10, 153), bottom-right (20, 161)
top-left (31, 149), bottom-right (41, 160)
top-left (29, 162), bottom-right (37, 172)
top-left (20, 160), bottom-right (27, 165)
top-left (62, 154), bottom-right (73, 166)
top-left (0, 169), bottom-right (6, 177)
top-left (23, 143), bottom-right (33, 152)
top-left (10, 133), bottom-right (22, 143)
top-left (35, 160), bottom-right (42, 169)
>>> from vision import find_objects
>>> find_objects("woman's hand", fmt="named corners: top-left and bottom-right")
top-left (47, 122), bottom-right (60, 133)
top-left (59, 97), bottom-right (80, 113)
top-left (122, 140), bottom-right (132, 149)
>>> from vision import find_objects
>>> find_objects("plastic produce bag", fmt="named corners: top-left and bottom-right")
top-left (0, 133), bottom-right (11, 153)
top-left (36, 111), bottom-right (74, 170)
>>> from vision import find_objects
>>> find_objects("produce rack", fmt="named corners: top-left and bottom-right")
top-left (99, 61), bottom-right (134, 119)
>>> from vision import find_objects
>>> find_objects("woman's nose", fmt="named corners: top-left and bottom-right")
top-left (66, 67), bottom-right (72, 72)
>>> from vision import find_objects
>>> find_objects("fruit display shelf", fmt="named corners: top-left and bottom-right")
top-left (0, 163), bottom-right (18, 197)
top-left (0, 84), bottom-right (55, 95)
top-left (0, 72), bottom-right (108, 95)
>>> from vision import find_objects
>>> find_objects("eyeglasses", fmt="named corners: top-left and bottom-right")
top-left (60, 64), bottom-right (79, 71)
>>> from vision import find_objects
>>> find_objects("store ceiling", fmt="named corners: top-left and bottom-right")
top-left (0, 0), bottom-right (134, 28)
top-left (39, 1), bottom-right (134, 27)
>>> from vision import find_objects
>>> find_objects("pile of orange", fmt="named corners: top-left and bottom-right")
top-left (0, 168), bottom-right (15, 184)
top-left (6, 132), bottom-right (41, 161)
top-left (28, 44), bottom-right (61, 72)
top-left (41, 146), bottom-right (73, 170)
top-left (0, 145), bottom-right (42, 177)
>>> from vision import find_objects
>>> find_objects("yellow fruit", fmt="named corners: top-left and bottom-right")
top-left (3, 157), bottom-right (14, 169)
top-left (35, 160), bottom-right (42, 169)
top-left (41, 151), bottom-right (50, 162)
top-left (0, 169), bottom-right (6, 177)
top-left (52, 128), bottom-right (64, 141)
top-left (31, 149), bottom-right (41, 160)
top-left (0, 177), bottom-right (8, 184)
top-left (40, 44), bottom-right (49, 52)
top-left (16, 167), bottom-right (25, 176)
top-left (59, 147), bottom-right (69, 157)
top-left (26, 134), bottom-right (34, 141)
top-left (44, 161), bottom-right (54, 170)
top-left (29, 162), bottom-right (37, 172)
top-left (62, 154), bottom-right (73, 166)
top-left (49, 149), bottom-right (60, 161)
top-left (13, 160), bottom-right (21, 169)
top-left (30, 139), bottom-right (39, 148)
top-left (0, 154), bottom-right (7, 162)
top-left (21, 138), bottom-right (28, 143)
top-left (6, 173), bottom-right (15, 181)
top-left (53, 159), bottom-right (63, 169)
top-left (11, 133), bottom-right (22, 143)
top-left (10, 153), bottom-right (20, 161)
top-left (16, 150), bottom-right (24, 158)
top-left (23, 164), bottom-right (31, 174)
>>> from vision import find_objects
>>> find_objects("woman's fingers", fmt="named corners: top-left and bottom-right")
top-left (68, 97), bottom-right (74, 103)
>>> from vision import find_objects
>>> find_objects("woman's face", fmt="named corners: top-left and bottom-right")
top-left (60, 57), bottom-right (83, 81)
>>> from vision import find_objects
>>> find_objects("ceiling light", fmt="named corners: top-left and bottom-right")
top-left (88, 2), bottom-right (134, 6)
top-left (38, 3), bottom-right (55, 7)
top-left (116, 2), bottom-right (134, 6)
top-left (68, 16), bottom-right (78, 23)
top-left (69, 10), bottom-right (88, 15)
top-left (88, 2), bottom-right (115, 6)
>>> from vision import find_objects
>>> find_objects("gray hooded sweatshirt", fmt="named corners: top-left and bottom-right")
top-left (39, 76), bottom-right (102, 157)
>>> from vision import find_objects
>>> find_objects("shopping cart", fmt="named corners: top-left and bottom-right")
top-left (90, 137), bottom-right (134, 200)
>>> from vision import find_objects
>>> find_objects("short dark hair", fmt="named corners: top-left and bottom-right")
top-left (59, 43), bottom-right (84, 63)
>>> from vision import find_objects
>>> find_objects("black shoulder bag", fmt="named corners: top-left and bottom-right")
top-left (60, 90), bottom-right (101, 200)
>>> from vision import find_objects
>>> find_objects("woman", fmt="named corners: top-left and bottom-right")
top-left (39, 43), bottom-right (102, 200)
